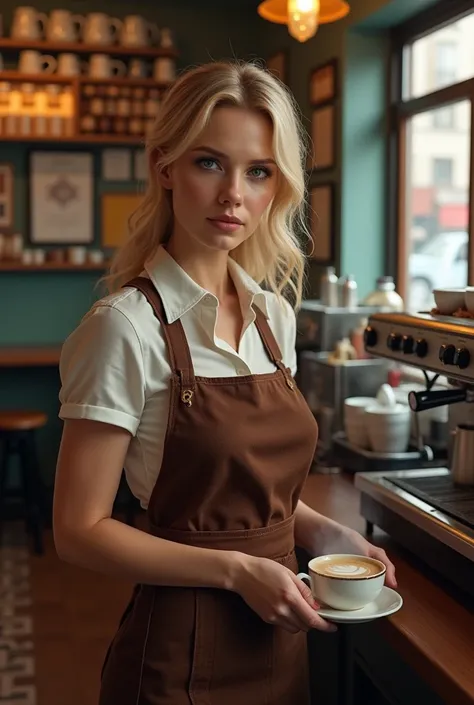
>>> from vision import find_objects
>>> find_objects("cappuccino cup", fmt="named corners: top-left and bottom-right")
top-left (297, 554), bottom-right (386, 611)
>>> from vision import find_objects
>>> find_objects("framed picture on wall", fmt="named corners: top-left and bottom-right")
top-left (307, 104), bottom-right (335, 171)
top-left (309, 59), bottom-right (337, 106)
top-left (101, 192), bottom-right (143, 249)
top-left (0, 163), bottom-right (14, 229)
top-left (266, 50), bottom-right (287, 84)
top-left (309, 183), bottom-right (335, 263)
top-left (29, 151), bottom-right (94, 244)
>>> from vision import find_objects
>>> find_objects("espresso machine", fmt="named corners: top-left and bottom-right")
top-left (355, 311), bottom-right (474, 598)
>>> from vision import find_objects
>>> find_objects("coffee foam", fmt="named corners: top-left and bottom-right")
top-left (314, 557), bottom-right (383, 579)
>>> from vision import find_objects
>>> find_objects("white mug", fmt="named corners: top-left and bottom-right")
top-left (57, 53), bottom-right (83, 76)
top-left (298, 555), bottom-right (386, 611)
top-left (89, 54), bottom-right (126, 78)
top-left (83, 13), bottom-right (122, 46)
top-left (68, 246), bottom-right (87, 265)
top-left (11, 6), bottom-right (47, 40)
top-left (19, 50), bottom-right (56, 75)
top-left (46, 9), bottom-right (84, 42)
top-left (153, 57), bottom-right (175, 83)
top-left (120, 15), bottom-right (159, 47)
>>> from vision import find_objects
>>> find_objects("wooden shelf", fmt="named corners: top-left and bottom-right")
top-left (0, 133), bottom-right (144, 144)
top-left (0, 261), bottom-right (109, 272)
top-left (0, 345), bottom-right (61, 367)
top-left (0, 38), bottom-right (178, 59)
top-left (0, 71), bottom-right (172, 89)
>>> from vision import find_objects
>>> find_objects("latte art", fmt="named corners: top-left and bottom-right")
top-left (325, 563), bottom-right (373, 577)
top-left (314, 557), bottom-right (383, 579)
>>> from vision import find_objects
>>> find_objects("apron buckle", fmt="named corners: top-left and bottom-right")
top-left (181, 389), bottom-right (194, 407)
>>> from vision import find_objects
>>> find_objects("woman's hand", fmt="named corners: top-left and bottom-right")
top-left (232, 553), bottom-right (337, 634)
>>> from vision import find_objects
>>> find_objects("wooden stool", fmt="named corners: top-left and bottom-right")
top-left (0, 410), bottom-right (47, 555)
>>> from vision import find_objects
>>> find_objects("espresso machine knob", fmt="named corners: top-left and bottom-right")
top-left (364, 326), bottom-right (377, 347)
top-left (439, 344), bottom-right (456, 365)
top-left (402, 335), bottom-right (414, 354)
top-left (414, 338), bottom-right (428, 358)
top-left (387, 333), bottom-right (402, 351)
top-left (454, 347), bottom-right (470, 370)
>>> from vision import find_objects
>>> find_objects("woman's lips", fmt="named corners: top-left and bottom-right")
top-left (207, 218), bottom-right (243, 233)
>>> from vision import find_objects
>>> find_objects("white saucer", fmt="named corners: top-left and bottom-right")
top-left (316, 587), bottom-right (403, 624)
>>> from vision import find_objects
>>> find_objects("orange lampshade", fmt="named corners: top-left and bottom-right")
top-left (258, 0), bottom-right (350, 25)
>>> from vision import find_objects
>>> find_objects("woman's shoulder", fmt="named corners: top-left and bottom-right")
top-left (263, 291), bottom-right (296, 327)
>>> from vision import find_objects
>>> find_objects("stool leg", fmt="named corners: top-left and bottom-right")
top-left (0, 437), bottom-right (11, 538)
top-left (18, 432), bottom-right (44, 555)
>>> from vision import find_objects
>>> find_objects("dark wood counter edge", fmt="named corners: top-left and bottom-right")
top-left (301, 473), bottom-right (474, 705)
top-left (0, 346), bottom-right (61, 367)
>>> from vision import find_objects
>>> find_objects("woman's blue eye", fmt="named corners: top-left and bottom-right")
top-left (197, 158), bottom-right (219, 170)
top-left (249, 167), bottom-right (271, 179)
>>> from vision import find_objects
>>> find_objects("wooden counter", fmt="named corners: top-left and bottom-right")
top-left (0, 346), bottom-right (61, 367)
top-left (301, 473), bottom-right (474, 705)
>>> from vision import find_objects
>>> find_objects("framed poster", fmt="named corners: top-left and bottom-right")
top-left (309, 59), bottom-right (338, 106)
top-left (307, 105), bottom-right (335, 171)
top-left (309, 183), bottom-right (335, 263)
top-left (0, 163), bottom-right (13, 228)
top-left (101, 192), bottom-right (143, 248)
top-left (29, 151), bottom-right (94, 244)
top-left (266, 50), bottom-right (287, 84)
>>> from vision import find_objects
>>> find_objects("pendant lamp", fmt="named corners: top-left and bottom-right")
top-left (258, 0), bottom-right (350, 42)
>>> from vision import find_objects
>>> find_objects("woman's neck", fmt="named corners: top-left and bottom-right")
top-left (165, 236), bottom-right (235, 300)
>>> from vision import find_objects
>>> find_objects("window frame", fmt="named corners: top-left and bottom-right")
top-left (387, 0), bottom-right (474, 301)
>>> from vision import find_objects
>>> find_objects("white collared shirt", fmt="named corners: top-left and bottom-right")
top-left (59, 246), bottom-right (297, 508)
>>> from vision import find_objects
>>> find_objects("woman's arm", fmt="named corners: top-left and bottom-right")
top-left (53, 419), bottom-right (239, 590)
top-left (53, 419), bottom-right (335, 632)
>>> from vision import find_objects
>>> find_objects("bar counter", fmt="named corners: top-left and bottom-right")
top-left (301, 473), bottom-right (473, 705)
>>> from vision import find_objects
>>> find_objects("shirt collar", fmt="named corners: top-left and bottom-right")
top-left (144, 246), bottom-right (269, 323)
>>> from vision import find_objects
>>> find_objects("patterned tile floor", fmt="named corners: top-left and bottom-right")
top-left (0, 526), bottom-right (36, 704)
top-left (1, 525), bottom-right (132, 705)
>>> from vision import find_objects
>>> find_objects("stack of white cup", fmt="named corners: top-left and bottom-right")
top-left (344, 384), bottom-right (411, 454)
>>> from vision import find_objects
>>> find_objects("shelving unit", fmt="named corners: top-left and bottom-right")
top-left (0, 38), bottom-right (178, 59)
top-left (0, 261), bottom-right (110, 272)
top-left (0, 38), bottom-right (177, 145)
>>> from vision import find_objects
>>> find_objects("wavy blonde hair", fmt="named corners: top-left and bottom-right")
top-left (104, 60), bottom-right (309, 307)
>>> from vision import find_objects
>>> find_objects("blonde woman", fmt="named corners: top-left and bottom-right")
top-left (53, 61), bottom-right (396, 704)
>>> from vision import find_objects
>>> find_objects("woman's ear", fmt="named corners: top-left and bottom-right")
top-left (150, 148), bottom-right (173, 189)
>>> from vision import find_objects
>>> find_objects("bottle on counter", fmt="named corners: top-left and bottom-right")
top-left (339, 274), bottom-right (358, 308)
top-left (363, 275), bottom-right (404, 311)
top-left (320, 266), bottom-right (338, 307)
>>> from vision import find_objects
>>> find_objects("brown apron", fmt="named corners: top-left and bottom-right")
top-left (99, 277), bottom-right (319, 705)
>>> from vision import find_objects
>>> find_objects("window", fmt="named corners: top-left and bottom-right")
top-left (407, 12), bottom-right (474, 99)
top-left (433, 105), bottom-right (455, 128)
top-left (390, 4), bottom-right (474, 313)
top-left (433, 157), bottom-right (454, 186)
top-left (434, 42), bottom-right (457, 88)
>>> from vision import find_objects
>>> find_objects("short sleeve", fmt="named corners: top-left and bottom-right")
top-left (59, 305), bottom-right (146, 435)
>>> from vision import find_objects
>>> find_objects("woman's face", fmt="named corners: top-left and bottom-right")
top-left (158, 106), bottom-right (278, 253)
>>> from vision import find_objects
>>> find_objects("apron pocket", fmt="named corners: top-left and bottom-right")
top-left (189, 588), bottom-right (274, 705)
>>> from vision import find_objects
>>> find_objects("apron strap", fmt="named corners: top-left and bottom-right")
top-left (123, 277), bottom-right (195, 389)
top-left (254, 307), bottom-right (284, 365)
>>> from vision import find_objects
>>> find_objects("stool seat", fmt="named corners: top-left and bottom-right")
top-left (0, 410), bottom-right (48, 432)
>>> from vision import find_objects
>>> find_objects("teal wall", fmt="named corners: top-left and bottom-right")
top-left (0, 0), bottom-right (442, 485)
top-left (0, 0), bottom-right (262, 484)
